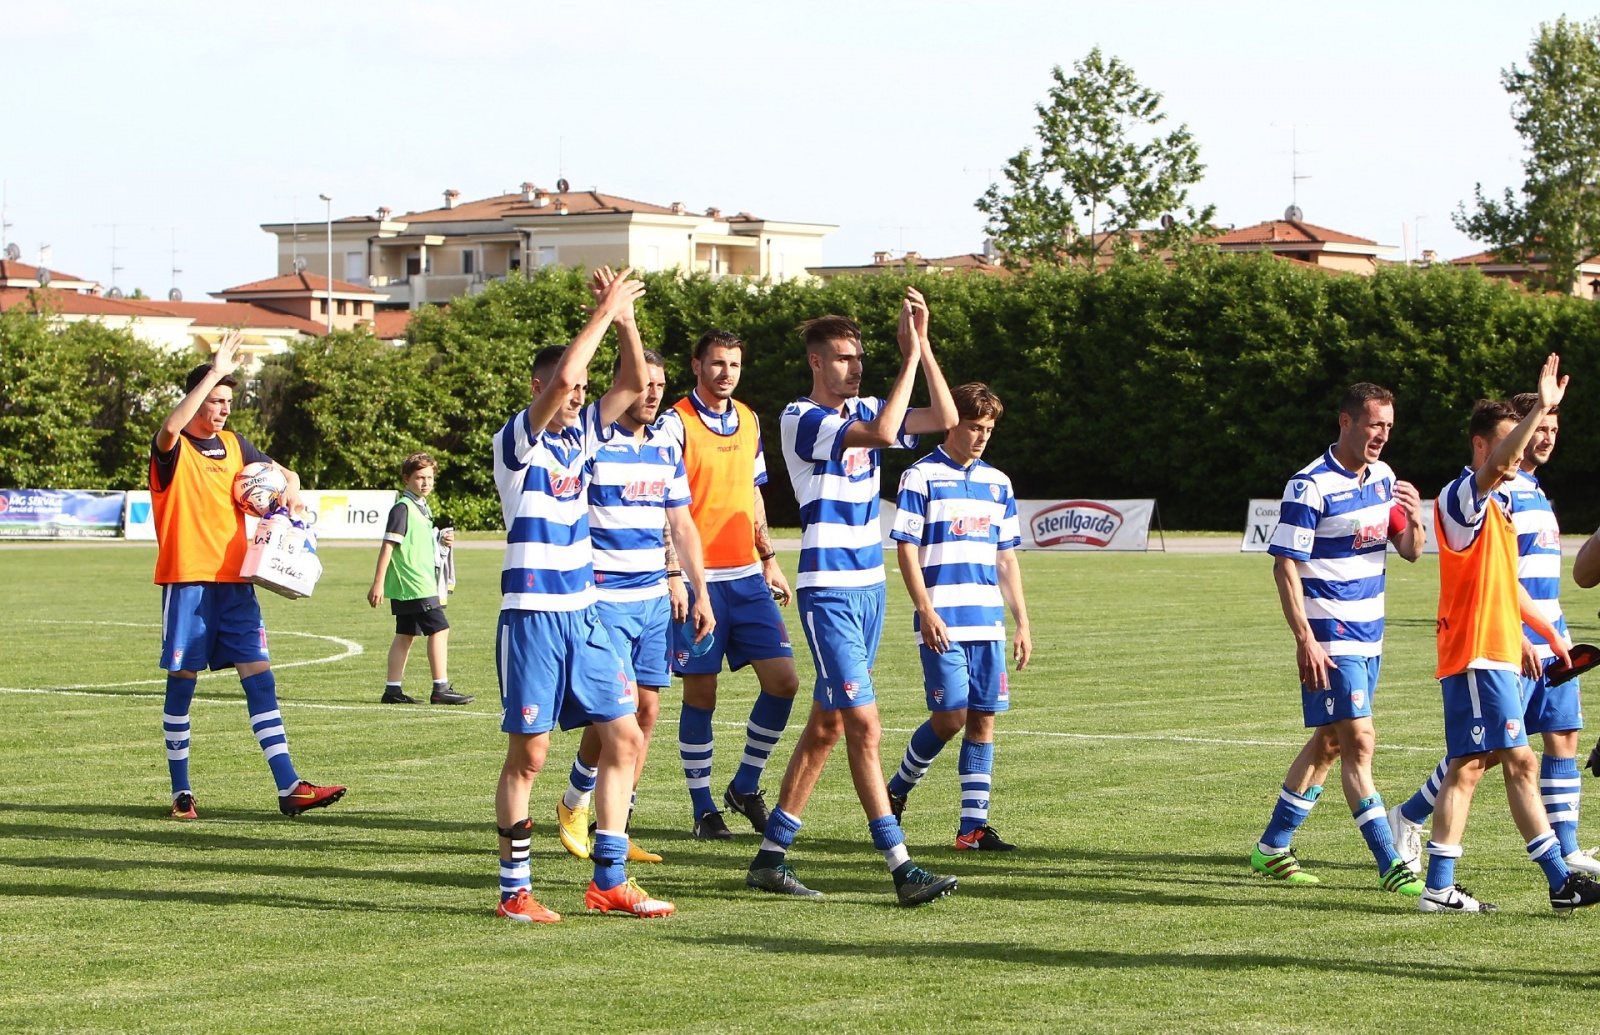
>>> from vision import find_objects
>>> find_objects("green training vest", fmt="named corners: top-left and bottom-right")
top-left (385, 495), bottom-right (440, 602)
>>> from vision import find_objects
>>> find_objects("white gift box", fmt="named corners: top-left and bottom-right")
top-left (240, 511), bottom-right (322, 599)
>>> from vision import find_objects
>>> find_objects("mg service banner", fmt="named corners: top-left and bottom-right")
top-left (1241, 498), bottom-right (1437, 554)
top-left (0, 489), bottom-right (126, 538)
top-left (122, 488), bottom-right (396, 540)
top-left (1017, 499), bottom-right (1157, 551)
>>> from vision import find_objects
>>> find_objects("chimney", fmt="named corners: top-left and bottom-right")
top-left (873, 251), bottom-right (892, 264)
top-left (377, 206), bottom-right (392, 221)
top-left (532, 190), bottom-right (549, 208)
top-left (903, 251), bottom-right (922, 265)
top-left (521, 181), bottom-right (537, 202)
top-left (554, 201), bottom-right (569, 216)
top-left (443, 189), bottom-right (460, 210)
top-left (705, 206), bottom-right (722, 219)
top-left (671, 201), bottom-right (686, 215)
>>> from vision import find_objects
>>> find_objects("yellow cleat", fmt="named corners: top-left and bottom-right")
top-left (627, 839), bottom-right (663, 864)
top-left (557, 800), bottom-right (591, 860)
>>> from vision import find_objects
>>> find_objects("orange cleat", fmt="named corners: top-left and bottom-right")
top-left (496, 888), bottom-right (561, 924)
top-left (170, 792), bottom-right (197, 820)
top-left (627, 840), bottom-right (663, 864)
top-left (585, 878), bottom-right (675, 918)
top-left (279, 780), bottom-right (347, 817)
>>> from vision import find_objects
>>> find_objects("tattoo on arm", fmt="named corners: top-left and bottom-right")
top-left (752, 490), bottom-right (772, 556)
top-left (663, 517), bottom-right (678, 569)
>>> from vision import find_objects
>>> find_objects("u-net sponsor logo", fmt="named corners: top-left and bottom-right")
top-left (1030, 500), bottom-right (1123, 548)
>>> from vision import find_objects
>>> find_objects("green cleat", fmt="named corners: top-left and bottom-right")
top-left (1250, 845), bottom-right (1319, 884)
top-left (1380, 861), bottom-right (1424, 897)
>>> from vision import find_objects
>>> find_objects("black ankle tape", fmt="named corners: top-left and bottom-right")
top-left (497, 819), bottom-right (532, 839)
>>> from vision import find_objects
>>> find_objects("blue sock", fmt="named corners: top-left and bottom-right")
top-left (868, 814), bottom-right (912, 874)
top-left (1259, 784), bottom-right (1321, 852)
top-left (1541, 754), bottom-right (1582, 856)
top-left (1425, 840), bottom-right (1460, 891)
top-left (163, 674), bottom-right (197, 796)
top-left (753, 807), bottom-right (802, 869)
top-left (732, 692), bottom-right (793, 795)
top-left (888, 721), bottom-right (948, 799)
top-left (1401, 757), bottom-right (1448, 824)
top-left (241, 670), bottom-right (299, 793)
top-left (591, 829), bottom-right (628, 891)
top-left (1529, 831), bottom-right (1572, 891)
top-left (1353, 794), bottom-right (1402, 873)
top-left (563, 758), bottom-right (597, 809)
top-left (678, 703), bottom-right (717, 819)
top-left (957, 739), bottom-right (995, 836)
top-left (499, 819), bottom-right (532, 902)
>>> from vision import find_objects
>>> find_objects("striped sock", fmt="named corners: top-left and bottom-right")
top-left (1528, 830), bottom-right (1571, 891)
top-left (163, 674), bottom-right (196, 796)
top-left (1353, 794), bottom-right (1402, 873)
top-left (499, 818), bottom-right (532, 902)
top-left (732, 692), bottom-right (793, 795)
top-left (868, 814), bottom-right (911, 873)
top-left (1541, 754), bottom-right (1582, 856)
top-left (678, 703), bottom-right (717, 819)
top-left (888, 720), bottom-right (947, 799)
top-left (1425, 841), bottom-right (1461, 892)
top-left (753, 807), bottom-right (802, 870)
top-left (957, 739), bottom-right (995, 836)
top-left (1401, 757), bottom-right (1448, 825)
top-left (1258, 784), bottom-right (1320, 853)
top-left (591, 829), bottom-right (628, 891)
top-left (241, 670), bottom-right (300, 793)
top-left (563, 758), bottom-right (597, 810)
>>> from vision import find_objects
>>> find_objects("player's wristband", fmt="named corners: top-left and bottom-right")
top-left (759, 551), bottom-right (776, 562)
top-left (666, 570), bottom-right (684, 579)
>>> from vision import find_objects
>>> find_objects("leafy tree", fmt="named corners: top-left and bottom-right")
top-left (977, 47), bottom-right (1214, 269)
top-left (1455, 16), bottom-right (1600, 294)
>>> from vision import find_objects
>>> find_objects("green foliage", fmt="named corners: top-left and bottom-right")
top-left (977, 48), bottom-right (1215, 268)
top-left (1455, 16), bottom-right (1600, 293)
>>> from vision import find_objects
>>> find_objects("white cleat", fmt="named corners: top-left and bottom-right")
top-left (1564, 848), bottom-right (1600, 875)
top-left (1388, 803), bottom-right (1426, 875)
top-left (1418, 884), bottom-right (1497, 913)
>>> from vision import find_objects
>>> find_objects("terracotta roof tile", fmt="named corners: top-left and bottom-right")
top-left (0, 259), bottom-right (95, 285)
top-left (217, 272), bottom-right (376, 295)
top-left (369, 309), bottom-right (414, 340)
top-left (0, 287), bottom-right (180, 318)
top-left (1205, 219), bottom-right (1379, 247)
top-left (138, 299), bottom-right (327, 335)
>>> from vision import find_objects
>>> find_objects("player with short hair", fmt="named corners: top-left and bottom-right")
top-left (748, 287), bottom-right (961, 905)
top-left (150, 330), bottom-right (345, 820)
top-left (492, 267), bottom-right (675, 923)
top-left (1389, 390), bottom-right (1598, 874)
top-left (657, 329), bottom-right (800, 839)
top-left (886, 382), bottom-right (1031, 849)
top-left (555, 346), bottom-right (715, 864)
top-left (1248, 382), bottom-right (1424, 897)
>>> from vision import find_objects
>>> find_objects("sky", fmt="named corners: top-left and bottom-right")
top-left (1, 1), bottom-right (1588, 296)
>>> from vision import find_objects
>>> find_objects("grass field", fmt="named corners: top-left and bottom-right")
top-left (3, 543), bottom-right (1600, 1034)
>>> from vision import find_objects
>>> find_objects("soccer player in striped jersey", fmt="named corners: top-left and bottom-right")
top-left (1389, 391), bottom-right (1599, 875)
top-left (555, 347), bottom-right (715, 865)
top-left (150, 330), bottom-right (345, 820)
top-left (657, 330), bottom-right (800, 840)
top-left (1412, 358), bottom-right (1600, 913)
top-left (886, 383), bottom-right (1031, 850)
top-left (748, 287), bottom-right (960, 906)
top-left (492, 267), bottom-right (675, 923)
top-left (1249, 383), bottom-right (1425, 897)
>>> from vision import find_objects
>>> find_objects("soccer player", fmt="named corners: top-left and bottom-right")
top-left (1389, 390), bottom-right (1597, 873)
top-left (886, 382), bottom-right (1031, 850)
top-left (555, 345), bottom-right (715, 864)
top-left (492, 267), bottom-right (674, 923)
top-left (150, 330), bottom-right (345, 820)
top-left (657, 329), bottom-right (800, 839)
top-left (748, 287), bottom-right (960, 905)
top-left (1247, 383), bottom-right (1424, 897)
top-left (1413, 357), bottom-right (1600, 914)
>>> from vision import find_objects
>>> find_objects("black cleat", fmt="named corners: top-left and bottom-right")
top-left (954, 825), bottom-right (1017, 851)
top-left (430, 685), bottom-right (474, 705)
top-left (1552, 872), bottom-right (1600, 914)
top-left (887, 789), bottom-right (908, 823)
top-left (723, 782), bottom-right (770, 832)
top-left (747, 863), bottom-right (823, 898)
top-left (693, 810), bottom-right (734, 840)
top-left (894, 864), bottom-right (959, 906)
top-left (380, 689), bottom-right (419, 704)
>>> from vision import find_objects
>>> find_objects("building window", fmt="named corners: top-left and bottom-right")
top-left (462, 250), bottom-right (475, 275)
top-left (319, 299), bottom-right (328, 315)
top-left (345, 251), bottom-right (366, 283)
top-left (336, 300), bottom-right (348, 315)
top-left (406, 257), bottom-right (421, 278)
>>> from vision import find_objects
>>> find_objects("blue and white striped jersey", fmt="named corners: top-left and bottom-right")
top-left (492, 401), bottom-right (606, 612)
top-left (781, 395), bottom-right (918, 591)
top-left (1267, 448), bottom-right (1397, 658)
top-left (1509, 469), bottom-right (1568, 660)
top-left (890, 447), bottom-right (1021, 642)
top-left (587, 419), bottom-right (691, 603)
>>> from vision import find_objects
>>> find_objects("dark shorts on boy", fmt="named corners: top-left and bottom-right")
top-left (392, 595), bottom-right (449, 637)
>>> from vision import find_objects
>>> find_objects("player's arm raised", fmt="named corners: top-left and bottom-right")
top-left (591, 265), bottom-right (648, 428)
top-left (840, 298), bottom-right (921, 450)
top-left (1476, 353), bottom-right (1568, 495)
top-left (1390, 479), bottom-right (1425, 562)
top-left (997, 547), bottom-right (1032, 670)
top-left (158, 330), bottom-right (244, 452)
top-left (525, 268), bottom-right (644, 434)
top-left (1274, 554), bottom-right (1336, 691)
top-left (901, 287), bottom-right (957, 436)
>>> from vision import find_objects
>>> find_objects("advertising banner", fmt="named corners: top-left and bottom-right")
top-left (0, 489), bottom-right (126, 538)
top-left (124, 491), bottom-right (155, 540)
top-left (1016, 499), bottom-right (1159, 551)
top-left (1241, 498), bottom-right (1438, 554)
top-left (122, 488), bottom-right (395, 540)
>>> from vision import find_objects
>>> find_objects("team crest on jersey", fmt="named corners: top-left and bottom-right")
top-left (903, 515), bottom-right (924, 537)
top-left (1506, 718), bottom-right (1521, 739)
top-left (547, 472), bottom-right (583, 498)
top-left (842, 448), bottom-right (872, 478)
top-left (522, 705), bottom-right (540, 725)
top-left (842, 681), bottom-right (860, 701)
top-left (1351, 688), bottom-right (1366, 710)
top-left (171, 648), bottom-right (184, 667)
top-left (1376, 482), bottom-right (1389, 501)
top-left (931, 687), bottom-right (944, 704)
top-left (990, 484), bottom-right (1001, 501)
top-left (622, 478), bottom-right (667, 502)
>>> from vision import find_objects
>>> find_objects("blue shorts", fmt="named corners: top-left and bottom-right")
top-left (921, 640), bottom-right (1009, 713)
top-left (1524, 656), bottom-right (1583, 735)
top-left (1301, 654), bottom-right (1379, 728)
top-left (798, 585), bottom-right (885, 711)
top-left (595, 595), bottom-right (671, 690)
top-left (671, 573), bottom-right (793, 675)
top-left (496, 607), bottom-right (636, 735)
top-left (1441, 668), bottom-right (1528, 757)
top-left (159, 582), bottom-right (269, 672)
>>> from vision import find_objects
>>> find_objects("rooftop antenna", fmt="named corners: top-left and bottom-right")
top-left (168, 227), bottom-right (183, 299)
top-left (877, 223), bottom-right (928, 255)
top-left (1413, 215), bottom-right (1426, 263)
top-left (1289, 125), bottom-right (1312, 217)
top-left (0, 181), bottom-right (12, 252)
top-left (275, 192), bottom-right (302, 263)
top-left (95, 223), bottom-right (125, 295)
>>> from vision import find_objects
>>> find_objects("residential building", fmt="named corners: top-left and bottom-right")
top-left (809, 248), bottom-right (1005, 282)
top-left (1449, 249), bottom-right (1600, 300)
top-left (1202, 209), bottom-right (1396, 273)
top-left (211, 272), bottom-right (385, 332)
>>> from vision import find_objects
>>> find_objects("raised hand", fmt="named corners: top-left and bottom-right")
top-left (906, 286), bottom-right (930, 345)
top-left (594, 266), bottom-right (645, 323)
top-left (1538, 352), bottom-right (1569, 410)
top-left (212, 329), bottom-right (245, 376)
top-left (895, 294), bottom-right (920, 361)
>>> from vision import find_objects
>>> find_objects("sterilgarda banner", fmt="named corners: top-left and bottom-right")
top-left (0, 489), bottom-right (126, 538)
top-left (1016, 499), bottom-right (1157, 551)
top-left (1240, 498), bottom-right (1438, 554)
top-left (124, 489), bottom-right (397, 541)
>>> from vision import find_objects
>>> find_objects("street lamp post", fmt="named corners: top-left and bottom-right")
top-left (318, 193), bottom-right (333, 333)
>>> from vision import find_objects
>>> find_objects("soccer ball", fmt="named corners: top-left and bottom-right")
top-left (233, 462), bottom-right (288, 516)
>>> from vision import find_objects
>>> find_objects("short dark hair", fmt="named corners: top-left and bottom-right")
top-left (1339, 382), bottom-right (1394, 419)
top-left (799, 315), bottom-right (861, 353)
top-left (614, 348), bottom-right (667, 375)
top-left (952, 383), bottom-right (1004, 422)
top-left (1469, 398), bottom-right (1520, 441)
top-left (185, 363), bottom-right (237, 394)
top-left (401, 452), bottom-right (437, 478)
top-left (692, 330), bottom-right (743, 361)
top-left (1509, 391), bottom-right (1559, 418)
top-left (531, 345), bottom-right (567, 384)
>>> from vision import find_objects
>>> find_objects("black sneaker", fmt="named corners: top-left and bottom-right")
top-left (894, 865), bottom-right (958, 906)
top-left (747, 863), bottom-right (823, 898)
top-left (693, 810), bottom-right (734, 840)
top-left (1586, 738), bottom-right (1600, 779)
top-left (954, 825), bottom-right (1017, 851)
top-left (1551, 872), bottom-right (1600, 914)
top-left (888, 789), bottom-right (908, 823)
top-left (723, 782), bottom-right (770, 832)
top-left (380, 688), bottom-right (418, 704)
top-left (430, 685), bottom-right (474, 705)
